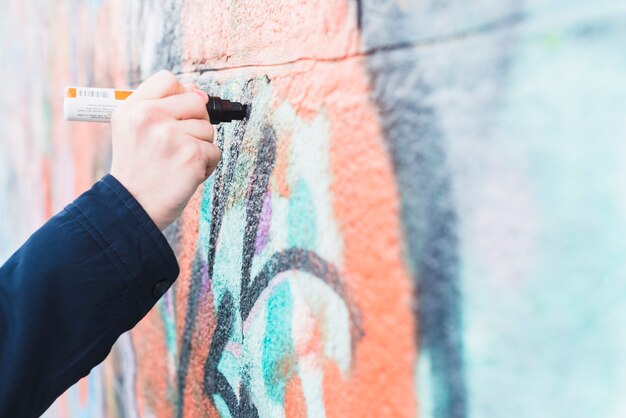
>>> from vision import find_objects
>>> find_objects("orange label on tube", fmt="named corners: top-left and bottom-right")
top-left (114, 90), bottom-right (133, 100)
top-left (64, 86), bottom-right (132, 122)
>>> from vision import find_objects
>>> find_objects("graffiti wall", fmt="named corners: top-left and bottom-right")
top-left (2, 0), bottom-right (626, 417)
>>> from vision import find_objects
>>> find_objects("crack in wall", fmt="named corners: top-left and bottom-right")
top-left (173, 12), bottom-right (525, 77)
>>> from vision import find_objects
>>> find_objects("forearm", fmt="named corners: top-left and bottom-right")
top-left (0, 175), bottom-right (179, 417)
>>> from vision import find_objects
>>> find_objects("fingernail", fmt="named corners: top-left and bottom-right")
top-left (193, 88), bottom-right (209, 103)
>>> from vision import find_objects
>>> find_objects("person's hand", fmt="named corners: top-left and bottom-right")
top-left (110, 70), bottom-right (220, 230)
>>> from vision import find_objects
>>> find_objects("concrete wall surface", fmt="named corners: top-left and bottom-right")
top-left (2, 0), bottom-right (626, 417)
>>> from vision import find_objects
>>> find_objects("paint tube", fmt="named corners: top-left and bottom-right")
top-left (63, 86), bottom-right (247, 124)
top-left (63, 87), bottom-right (132, 123)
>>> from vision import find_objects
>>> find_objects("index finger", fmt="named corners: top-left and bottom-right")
top-left (157, 93), bottom-right (209, 120)
top-left (131, 70), bottom-right (185, 100)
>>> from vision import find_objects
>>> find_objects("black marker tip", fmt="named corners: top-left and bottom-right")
top-left (207, 97), bottom-right (248, 125)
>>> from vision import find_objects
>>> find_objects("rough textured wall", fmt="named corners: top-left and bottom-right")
top-left (2, 0), bottom-right (626, 417)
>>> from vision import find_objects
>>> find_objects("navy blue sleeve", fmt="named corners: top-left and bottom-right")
top-left (0, 174), bottom-right (179, 417)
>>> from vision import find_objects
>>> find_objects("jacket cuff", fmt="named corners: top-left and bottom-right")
top-left (64, 174), bottom-right (179, 314)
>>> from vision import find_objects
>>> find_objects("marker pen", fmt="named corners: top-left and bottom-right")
top-left (63, 86), bottom-right (247, 125)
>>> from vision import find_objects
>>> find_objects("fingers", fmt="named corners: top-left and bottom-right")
top-left (182, 83), bottom-right (209, 103)
top-left (132, 70), bottom-right (185, 99)
top-left (157, 93), bottom-right (209, 120)
top-left (182, 83), bottom-right (199, 92)
top-left (130, 72), bottom-right (209, 122)
top-left (197, 139), bottom-right (222, 178)
top-left (178, 119), bottom-right (215, 142)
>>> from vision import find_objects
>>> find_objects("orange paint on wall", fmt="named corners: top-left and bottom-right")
top-left (273, 130), bottom-right (292, 198)
top-left (175, 187), bottom-right (204, 350)
top-left (41, 157), bottom-right (52, 219)
top-left (295, 314), bottom-right (323, 359)
top-left (284, 372), bottom-right (306, 417)
top-left (326, 61), bottom-right (417, 416)
top-left (132, 306), bottom-right (173, 417)
top-left (70, 123), bottom-right (104, 196)
top-left (250, 58), bottom-right (417, 415)
top-left (78, 378), bottom-right (89, 407)
top-left (180, 0), bottom-right (359, 71)
top-left (174, 186), bottom-right (219, 418)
